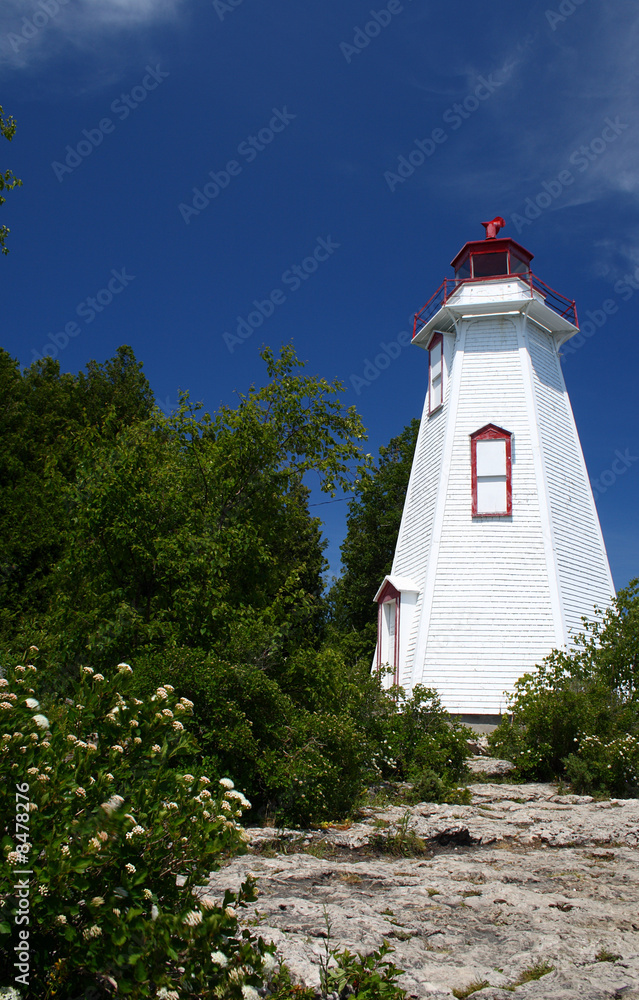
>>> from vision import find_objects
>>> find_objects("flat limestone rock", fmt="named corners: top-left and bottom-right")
top-left (466, 756), bottom-right (516, 776)
top-left (199, 783), bottom-right (639, 999)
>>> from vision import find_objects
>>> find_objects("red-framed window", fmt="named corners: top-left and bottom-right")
top-left (470, 424), bottom-right (512, 517)
top-left (376, 580), bottom-right (400, 685)
top-left (428, 332), bottom-right (443, 414)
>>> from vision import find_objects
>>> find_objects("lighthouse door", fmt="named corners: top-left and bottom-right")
top-left (378, 591), bottom-right (400, 685)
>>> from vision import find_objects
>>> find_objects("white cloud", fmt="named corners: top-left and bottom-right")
top-left (0, 0), bottom-right (186, 73)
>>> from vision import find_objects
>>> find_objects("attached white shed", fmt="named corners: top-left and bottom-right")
top-left (373, 221), bottom-right (615, 719)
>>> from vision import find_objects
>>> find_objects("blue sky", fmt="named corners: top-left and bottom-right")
top-left (1, 0), bottom-right (638, 589)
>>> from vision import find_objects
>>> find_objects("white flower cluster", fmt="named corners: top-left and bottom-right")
top-left (263, 953), bottom-right (277, 974)
top-left (226, 788), bottom-right (251, 810)
top-left (101, 794), bottom-right (125, 815)
top-left (0, 988), bottom-right (21, 1000)
top-left (82, 924), bottom-right (102, 940)
top-left (125, 825), bottom-right (145, 840)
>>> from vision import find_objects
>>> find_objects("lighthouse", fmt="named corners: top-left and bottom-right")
top-left (373, 220), bottom-right (615, 720)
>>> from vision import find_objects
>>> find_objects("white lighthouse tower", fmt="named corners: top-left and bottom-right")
top-left (374, 219), bottom-right (615, 720)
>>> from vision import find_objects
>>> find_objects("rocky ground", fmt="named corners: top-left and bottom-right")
top-left (200, 768), bottom-right (639, 999)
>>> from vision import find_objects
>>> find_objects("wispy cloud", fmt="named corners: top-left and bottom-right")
top-left (0, 0), bottom-right (186, 73)
top-left (408, 8), bottom-right (639, 237)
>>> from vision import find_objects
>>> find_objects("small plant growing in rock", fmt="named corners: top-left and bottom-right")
top-left (452, 979), bottom-right (490, 999)
top-left (267, 963), bottom-right (316, 999)
top-left (317, 909), bottom-right (407, 999)
top-left (370, 811), bottom-right (430, 857)
top-left (504, 960), bottom-right (554, 990)
top-left (595, 947), bottom-right (621, 963)
top-left (323, 941), bottom-right (407, 999)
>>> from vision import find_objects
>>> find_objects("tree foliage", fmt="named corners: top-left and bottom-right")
top-left (0, 104), bottom-right (22, 255)
top-left (489, 580), bottom-right (639, 795)
top-left (0, 346), bottom-right (154, 632)
top-left (6, 344), bottom-right (366, 675)
top-left (328, 418), bottom-right (419, 658)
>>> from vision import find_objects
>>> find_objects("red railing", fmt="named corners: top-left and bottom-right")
top-left (413, 271), bottom-right (578, 338)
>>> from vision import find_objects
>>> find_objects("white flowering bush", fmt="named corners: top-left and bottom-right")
top-left (564, 732), bottom-right (639, 796)
top-left (0, 658), bottom-right (274, 998)
top-left (490, 581), bottom-right (639, 793)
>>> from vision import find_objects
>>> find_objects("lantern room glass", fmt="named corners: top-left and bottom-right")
top-left (454, 245), bottom-right (532, 282)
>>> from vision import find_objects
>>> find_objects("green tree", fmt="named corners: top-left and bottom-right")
top-left (329, 418), bottom-right (419, 652)
top-left (0, 104), bottom-right (22, 255)
top-left (0, 346), bottom-right (154, 644)
top-left (7, 344), bottom-right (367, 677)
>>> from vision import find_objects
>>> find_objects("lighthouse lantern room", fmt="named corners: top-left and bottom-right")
top-left (374, 219), bottom-right (614, 721)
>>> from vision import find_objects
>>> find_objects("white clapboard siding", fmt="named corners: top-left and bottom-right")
top-left (391, 333), bottom-right (454, 687)
top-left (373, 273), bottom-right (615, 716)
top-left (527, 325), bottom-right (615, 638)
top-left (416, 317), bottom-right (558, 713)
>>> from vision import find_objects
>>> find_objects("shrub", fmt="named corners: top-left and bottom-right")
top-left (564, 732), bottom-right (639, 796)
top-left (258, 711), bottom-right (369, 827)
top-left (374, 686), bottom-right (471, 788)
top-left (408, 769), bottom-right (472, 806)
top-left (0, 655), bottom-right (274, 998)
top-left (489, 581), bottom-right (639, 795)
top-left (322, 941), bottom-right (407, 999)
